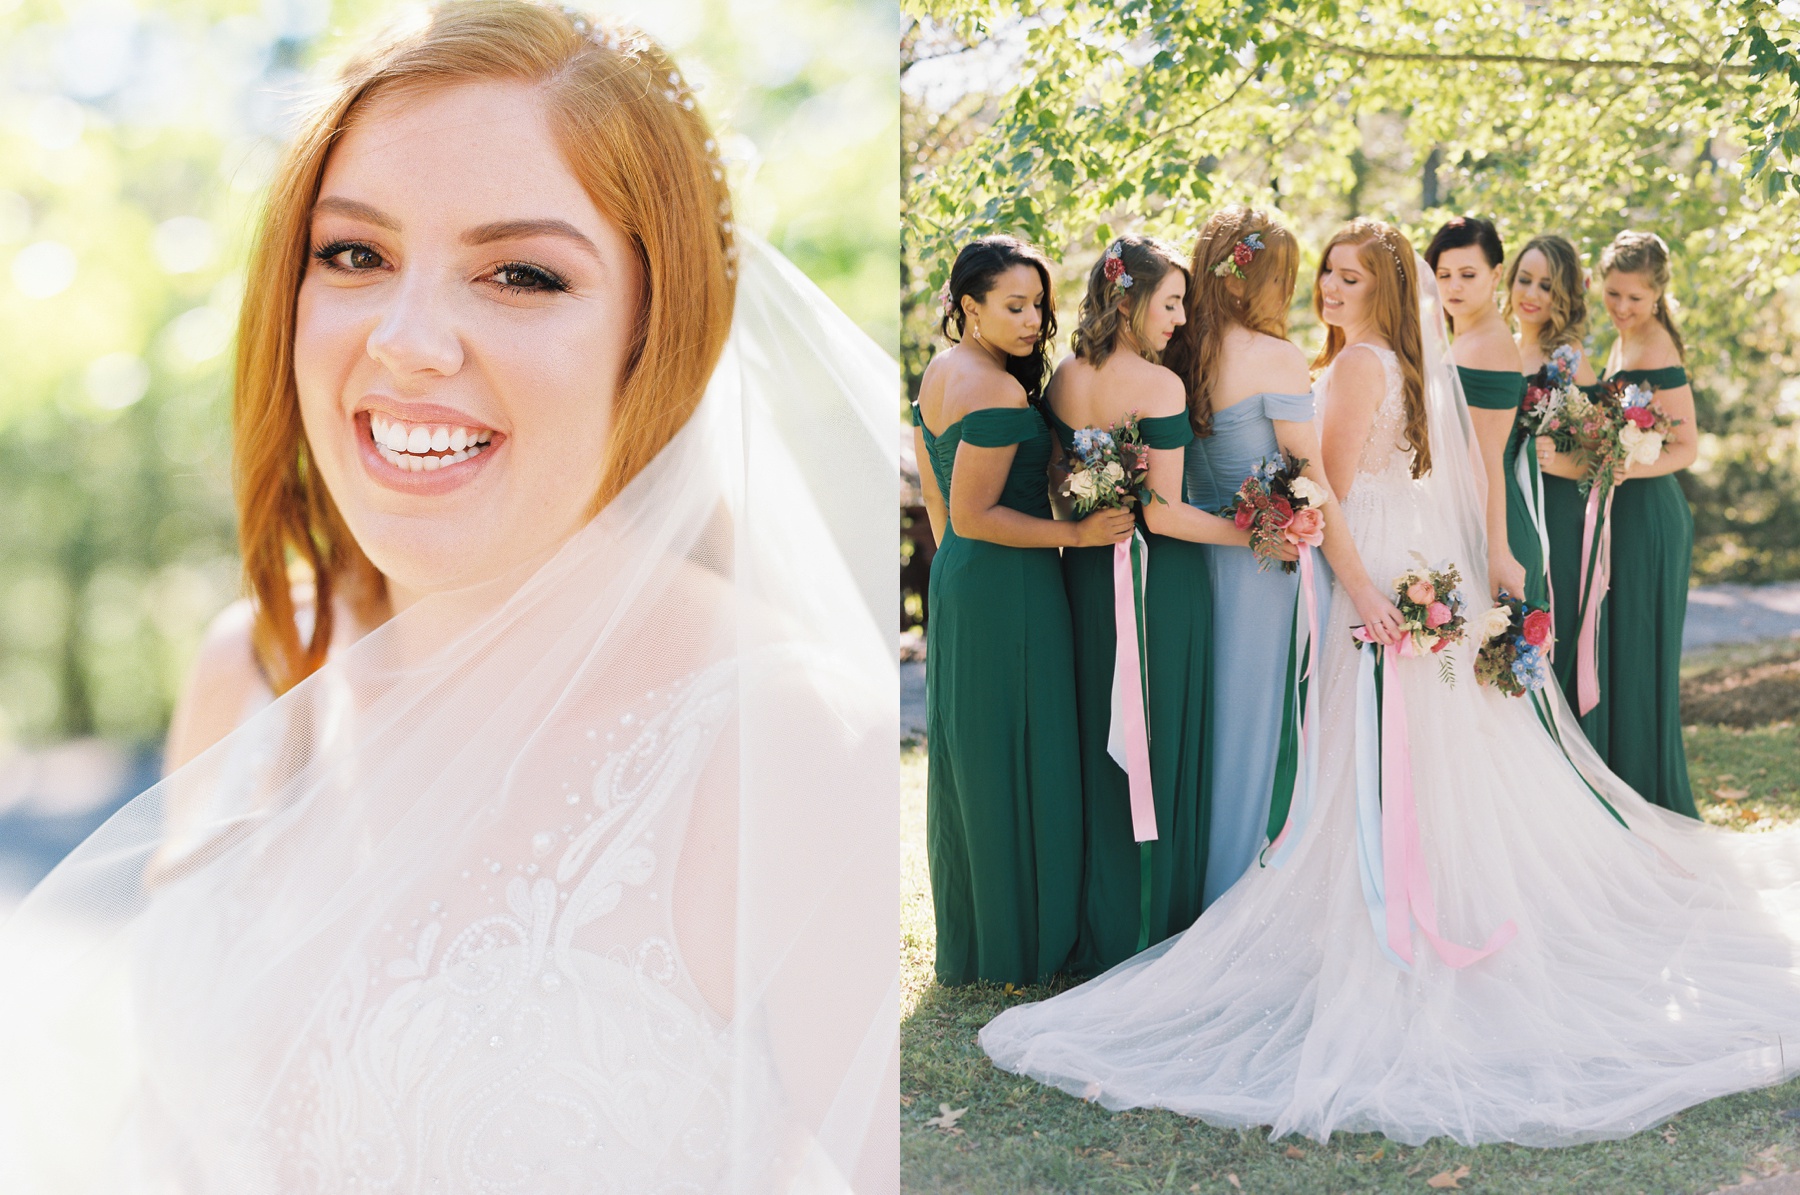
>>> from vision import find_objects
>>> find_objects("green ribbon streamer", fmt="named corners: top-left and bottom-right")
top-left (1262, 592), bottom-right (1310, 855)
top-left (1530, 689), bottom-right (1628, 828)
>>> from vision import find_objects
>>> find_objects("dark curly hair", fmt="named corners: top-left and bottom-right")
top-left (940, 235), bottom-right (1058, 402)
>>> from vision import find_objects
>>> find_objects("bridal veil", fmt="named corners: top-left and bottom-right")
top-left (0, 233), bottom-right (899, 1192)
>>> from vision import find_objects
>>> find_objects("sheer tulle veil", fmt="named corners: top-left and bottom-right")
top-left (0, 234), bottom-right (899, 1192)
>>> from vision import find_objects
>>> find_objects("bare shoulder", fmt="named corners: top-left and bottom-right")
top-left (1455, 325), bottom-right (1522, 372)
top-left (1331, 343), bottom-right (1388, 399)
top-left (1251, 334), bottom-right (1311, 393)
top-left (1638, 324), bottom-right (1685, 372)
top-left (945, 357), bottom-right (1029, 418)
top-left (163, 599), bottom-right (269, 776)
top-left (1135, 361), bottom-right (1189, 418)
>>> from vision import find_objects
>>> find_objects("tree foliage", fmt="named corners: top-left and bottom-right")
top-left (903, 0), bottom-right (1800, 584)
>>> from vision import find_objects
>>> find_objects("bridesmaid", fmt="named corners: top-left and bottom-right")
top-left (1425, 217), bottom-right (1530, 602)
top-left (913, 236), bottom-right (1135, 986)
top-left (1589, 231), bottom-right (1699, 816)
top-left (1046, 236), bottom-right (1240, 973)
top-left (1171, 206), bottom-right (1393, 906)
top-left (1505, 234), bottom-right (1602, 723)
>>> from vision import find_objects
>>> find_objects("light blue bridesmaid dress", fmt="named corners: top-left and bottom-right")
top-left (1184, 391), bottom-right (1320, 906)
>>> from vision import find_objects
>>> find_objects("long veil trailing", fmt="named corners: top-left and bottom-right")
top-left (0, 235), bottom-right (898, 1193)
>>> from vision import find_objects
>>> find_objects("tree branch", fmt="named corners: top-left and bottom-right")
top-left (1270, 20), bottom-right (1753, 75)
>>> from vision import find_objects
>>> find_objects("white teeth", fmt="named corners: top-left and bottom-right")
top-left (386, 423), bottom-right (409, 451)
top-left (423, 455), bottom-right (442, 471)
top-left (371, 414), bottom-right (492, 471)
top-left (430, 426), bottom-right (450, 452)
top-left (449, 427), bottom-right (468, 452)
top-left (406, 426), bottom-right (431, 453)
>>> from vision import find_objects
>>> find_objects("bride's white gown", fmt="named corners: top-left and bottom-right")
top-left (981, 342), bottom-right (1800, 1146)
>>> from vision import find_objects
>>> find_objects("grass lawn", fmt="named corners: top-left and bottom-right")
top-left (900, 646), bottom-right (1800, 1194)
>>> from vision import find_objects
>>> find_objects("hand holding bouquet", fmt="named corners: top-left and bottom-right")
top-left (1062, 413), bottom-right (1166, 516)
top-left (1473, 593), bottom-right (1554, 697)
top-left (1355, 557), bottom-right (1467, 685)
top-left (1222, 451), bottom-right (1327, 574)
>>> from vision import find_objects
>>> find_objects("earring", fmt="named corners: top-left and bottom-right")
top-left (973, 320), bottom-right (984, 344)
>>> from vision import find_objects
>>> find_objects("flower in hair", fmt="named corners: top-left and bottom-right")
top-left (1212, 231), bottom-right (1265, 279)
top-left (1103, 241), bottom-right (1134, 290)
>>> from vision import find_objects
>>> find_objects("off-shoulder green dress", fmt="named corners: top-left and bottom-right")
top-left (1460, 366), bottom-right (1546, 606)
top-left (918, 401), bottom-right (1085, 985)
top-left (1592, 365), bottom-right (1697, 817)
top-left (1052, 410), bottom-right (1212, 975)
top-left (1541, 368), bottom-right (1696, 816)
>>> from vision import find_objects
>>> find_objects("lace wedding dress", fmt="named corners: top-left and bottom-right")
top-left (0, 238), bottom-right (898, 1192)
top-left (981, 291), bottom-right (1800, 1147)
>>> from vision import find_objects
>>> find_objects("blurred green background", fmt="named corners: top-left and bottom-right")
top-left (0, 0), bottom-right (898, 748)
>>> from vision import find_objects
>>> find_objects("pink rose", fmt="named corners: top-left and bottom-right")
top-left (1405, 580), bottom-right (1435, 605)
top-left (1522, 609), bottom-right (1552, 646)
top-left (1625, 407), bottom-right (1655, 429)
top-left (1283, 506), bottom-right (1324, 547)
top-left (1234, 504), bottom-right (1254, 530)
top-left (1425, 601), bottom-right (1452, 629)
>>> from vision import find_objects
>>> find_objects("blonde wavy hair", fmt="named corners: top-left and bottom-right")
top-left (1164, 205), bottom-right (1300, 438)
top-left (1599, 229), bottom-right (1685, 361)
top-left (1503, 233), bottom-right (1591, 358)
top-left (1312, 218), bottom-right (1430, 478)
top-left (1069, 236), bottom-right (1187, 369)
top-left (233, 0), bottom-right (736, 693)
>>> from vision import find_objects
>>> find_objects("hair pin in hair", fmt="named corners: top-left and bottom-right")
top-left (1103, 240), bottom-right (1134, 290)
top-left (1374, 231), bottom-right (1405, 274)
top-left (1212, 231), bottom-right (1265, 280)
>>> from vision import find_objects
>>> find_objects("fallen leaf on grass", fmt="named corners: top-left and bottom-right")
top-left (1285, 1145), bottom-right (1306, 1159)
top-left (1714, 788), bottom-right (1749, 802)
top-left (899, 1094), bottom-right (914, 1107)
top-left (1660, 1125), bottom-right (1677, 1143)
top-left (1226, 1175), bottom-right (1242, 1190)
top-left (1355, 1146), bottom-right (1387, 1163)
top-left (1426, 1164), bottom-right (1472, 1189)
top-left (924, 1104), bottom-right (966, 1133)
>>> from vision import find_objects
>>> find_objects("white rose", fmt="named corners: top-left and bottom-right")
top-left (1069, 471), bottom-right (1098, 500)
top-left (1617, 423), bottom-right (1644, 456)
top-left (1102, 461), bottom-right (1125, 482)
top-left (1477, 604), bottom-right (1513, 644)
top-left (1633, 432), bottom-right (1664, 465)
top-left (1289, 475), bottom-right (1330, 508)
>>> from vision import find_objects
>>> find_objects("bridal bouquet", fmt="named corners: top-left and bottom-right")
top-left (1222, 451), bottom-right (1327, 574)
top-left (1474, 593), bottom-right (1554, 697)
top-left (1356, 559), bottom-right (1467, 685)
top-left (1062, 413), bottom-right (1165, 516)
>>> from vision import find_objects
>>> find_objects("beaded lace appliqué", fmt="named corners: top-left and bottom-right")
top-left (275, 664), bottom-right (740, 1193)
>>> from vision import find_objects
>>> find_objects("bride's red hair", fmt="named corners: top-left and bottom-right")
top-left (235, 0), bottom-right (736, 692)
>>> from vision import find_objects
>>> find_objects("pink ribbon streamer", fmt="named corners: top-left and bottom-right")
top-left (1351, 632), bottom-right (1518, 969)
top-left (1575, 486), bottom-right (1616, 716)
top-left (1113, 537), bottom-right (1157, 843)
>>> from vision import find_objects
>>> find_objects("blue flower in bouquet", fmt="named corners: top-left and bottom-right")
top-left (1252, 456), bottom-right (1280, 485)
top-left (1071, 427), bottom-right (1113, 462)
top-left (1620, 383), bottom-right (1652, 410)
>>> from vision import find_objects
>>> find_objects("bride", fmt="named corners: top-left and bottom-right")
top-left (981, 217), bottom-right (1800, 1147)
top-left (0, 4), bottom-right (896, 1191)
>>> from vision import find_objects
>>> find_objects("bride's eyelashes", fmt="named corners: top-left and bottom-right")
top-left (309, 239), bottom-right (572, 295)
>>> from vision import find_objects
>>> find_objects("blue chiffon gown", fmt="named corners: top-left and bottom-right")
top-left (1184, 391), bottom-right (1322, 906)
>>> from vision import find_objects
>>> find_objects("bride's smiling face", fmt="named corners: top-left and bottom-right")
top-left (1317, 242), bottom-right (1372, 329)
top-left (295, 80), bottom-right (644, 609)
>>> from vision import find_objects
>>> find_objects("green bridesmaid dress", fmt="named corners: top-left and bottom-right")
top-left (1051, 411), bottom-right (1211, 976)
top-left (1460, 366), bottom-right (1545, 606)
top-left (1541, 382), bottom-right (1607, 753)
top-left (1591, 364), bottom-right (1697, 817)
top-left (918, 400), bottom-right (1085, 986)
